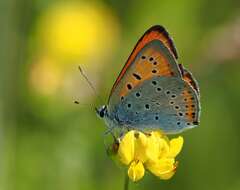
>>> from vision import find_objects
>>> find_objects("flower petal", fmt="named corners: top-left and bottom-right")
top-left (158, 138), bottom-right (170, 158)
top-left (128, 160), bottom-right (145, 182)
top-left (118, 131), bottom-right (135, 165)
top-left (146, 158), bottom-right (176, 179)
top-left (158, 161), bottom-right (178, 180)
top-left (157, 169), bottom-right (176, 180)
top-left (168, 136), bottom-right (184, 158)
top-left (133, 131), bottom-right (148, 163)
top-left (150, 131), bottom-right (163, 138)
top-left (145, 132), bottom-right (161, 162)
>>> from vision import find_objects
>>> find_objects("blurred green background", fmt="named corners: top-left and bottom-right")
top-left (1, 0), bottom-right (240, 190)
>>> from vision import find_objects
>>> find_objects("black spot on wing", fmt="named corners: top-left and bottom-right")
top-left (133, 73), bottom-right (142, 80)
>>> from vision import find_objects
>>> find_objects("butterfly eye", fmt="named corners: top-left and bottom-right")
top-left (99, 110), bottom-right (105, 118)
top-left (96, 105), bottom-right (107, 118)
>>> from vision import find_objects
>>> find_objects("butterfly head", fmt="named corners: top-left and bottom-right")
top-left (95, 105), bottom-right (107, 118)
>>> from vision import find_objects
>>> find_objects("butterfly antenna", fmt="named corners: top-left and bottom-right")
top-left (78, 65), bottom-right (103, 104)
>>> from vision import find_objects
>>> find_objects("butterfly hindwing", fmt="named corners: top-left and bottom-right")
top-left (110, 76), bottom-right (200, 133)
top-left (178, 64), bottom-right (200, 95)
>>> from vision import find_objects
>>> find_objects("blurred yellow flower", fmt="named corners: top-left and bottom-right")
top-left (116, 130), bottom-right (183, 182)
top-left (30, 56), bottom-right (62, 95)
top-left (37, 2), bottom-right (120, 62)
top-left (31, 1), bottom-right (120, 98)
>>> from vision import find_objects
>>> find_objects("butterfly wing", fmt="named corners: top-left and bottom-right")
top-left (108, 25), bottom-right (182, 113)
top-left (107, 25), bottom-right (200, 134)
top-left (110, 76), bottom-right (200, 133)
top-left (110, 25), bottom-right (179, 97)
top-left (178, 64), bottom-right (200, 95)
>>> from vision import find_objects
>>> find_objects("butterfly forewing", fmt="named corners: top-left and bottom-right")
top-left (109, 25), bottom-right (179, 98)
top-left (108, 40), bottom-right (182, 113)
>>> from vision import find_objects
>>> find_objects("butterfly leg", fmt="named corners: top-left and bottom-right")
top-left (103, 128), bottom-right (121, 153)
top-left (125, 125), bottom-right (134, 131)
top-left (105, 126), bottom-right (124, 140)
top-left (117, 126), bottom-right (129, 139)
top-left (104, 127), bottom-right (114, 136)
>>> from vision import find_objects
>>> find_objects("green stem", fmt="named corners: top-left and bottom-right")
top-left (124, 173), bottom-right (129, 190)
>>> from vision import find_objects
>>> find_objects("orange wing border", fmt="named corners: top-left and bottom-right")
top-left (178, 64), bottom-right (200, 95)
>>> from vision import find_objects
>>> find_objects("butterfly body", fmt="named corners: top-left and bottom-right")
top-left (97, 25), bottom-right (200, 134)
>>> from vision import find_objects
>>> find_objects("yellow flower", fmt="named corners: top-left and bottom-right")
top-left (128, 160), bottom-right (145, 181)
top-left (116, 130), bottom-right (183, 182)
top-left (37, 2), bottom-right (119, 62)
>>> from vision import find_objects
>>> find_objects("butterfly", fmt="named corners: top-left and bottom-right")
top-left (96, 25), bottom-right (200, 134)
